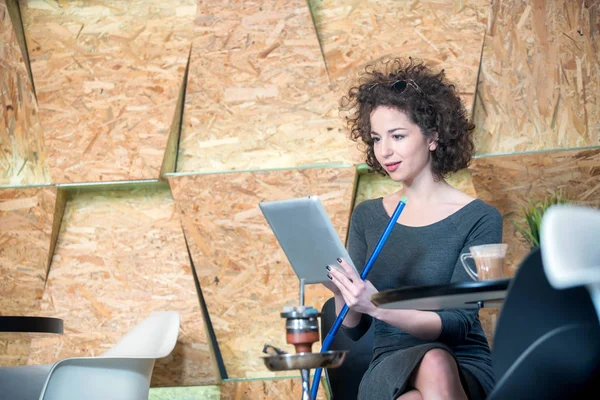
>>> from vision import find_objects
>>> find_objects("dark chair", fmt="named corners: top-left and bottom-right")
top-left (320, 297), bottom-right (375, 400)
top-left (489, 248), bottom-right (600, 399)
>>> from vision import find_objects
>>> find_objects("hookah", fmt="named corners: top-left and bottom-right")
top-left (262, 278), bottom-right (347, 400)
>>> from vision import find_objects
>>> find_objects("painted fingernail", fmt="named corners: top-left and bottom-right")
top-left (327, 273), bottom-right (333, 280)
top-left (337, 258), bottom-right (342, 263)
top-left (325, 265), bottom-right (331, 271)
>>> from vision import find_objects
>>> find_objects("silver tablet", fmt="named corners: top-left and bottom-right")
top-left (259, 195), bottom-right (358, 284)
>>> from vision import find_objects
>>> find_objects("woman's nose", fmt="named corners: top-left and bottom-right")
top-left (381, 139), bottom-right (393, 157)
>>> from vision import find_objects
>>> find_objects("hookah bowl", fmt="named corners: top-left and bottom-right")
top-left (263, 305), bottom-right (347, 400)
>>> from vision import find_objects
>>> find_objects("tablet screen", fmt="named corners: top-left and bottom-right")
top-left (259, 196), bottom-right (358, 284)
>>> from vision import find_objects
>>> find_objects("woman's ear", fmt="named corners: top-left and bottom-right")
top-left (428, 131), bottom-right (439, 151)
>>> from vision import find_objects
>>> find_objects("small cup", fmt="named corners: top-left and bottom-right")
top-left (460, 244), bottom-right (508, 281)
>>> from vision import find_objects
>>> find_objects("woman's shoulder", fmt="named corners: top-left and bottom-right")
top-left (468, 198), bottom-right (502, 219)
top-left (449, 198), bottom-right (503, 234)
top-left (351, 197), bottom-right (384, 222)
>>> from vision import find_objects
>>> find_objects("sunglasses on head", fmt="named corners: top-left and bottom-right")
top-left (367, 79), bottom-right (426, 97)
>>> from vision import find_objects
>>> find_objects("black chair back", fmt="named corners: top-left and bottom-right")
top-left (490, 248), bottom-right (600, 399)
top-left (320, 298), bottom-right (375, 399)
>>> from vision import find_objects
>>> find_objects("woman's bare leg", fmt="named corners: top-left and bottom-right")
top-left (408, 348), bottom-right (468, 400)
top-left (396, 389), bottom-right (423, 400)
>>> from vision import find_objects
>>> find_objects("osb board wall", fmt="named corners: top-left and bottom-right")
top-left (308, 0), bottom-right (489, 110)
top-left (0, 186), bottom-right (56, 365)
top-left (149, 385), bottom-right (220, 400)
top-left (0, 0), bottom-right (50, 185)
top-left (471, 148), bottom-right (600, 277)
top-left (19, 0), bottom-right (196, 183)
top-left (473, 0), bottom-right (600, 154)
top-left (177, 0), bottom-right (361, 173)
top-left (354, 168), bottom-right (477, 206)
top-left (219, 378), bottom-right (329, 400)
top-left (26, 186), bottom-right (220, 386)
top-left (169, 167), bottom-right (357, 378)
top-left (147, 379), bottom-right (329, 400)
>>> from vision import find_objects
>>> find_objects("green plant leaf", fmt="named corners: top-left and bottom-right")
top-left (511, 190), bottom-right (569, 249)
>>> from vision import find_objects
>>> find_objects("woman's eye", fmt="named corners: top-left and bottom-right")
top-left (392, 135), bottom-right (405, 140)
top-left (371, 137), bottom-right (380, 143)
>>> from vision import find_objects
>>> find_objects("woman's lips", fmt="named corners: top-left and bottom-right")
top-left (385, 162), bottom-right (401, 172)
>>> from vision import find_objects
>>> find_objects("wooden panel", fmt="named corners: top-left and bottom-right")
top-left (19, 0), bottom-right (195, 183)
top-left (308, 0), bottom-right (489, 110)
top-left (160, 52), bottom-right (191, 177)
top-left (473, 0), bottom-right (600, 154)
top-left (177, 0), bottom-right (361, 173)
top-left (169, 167), bottom-right (357, 378)
top-left (0, 0), bottom-right (50, 185)
top-left (470, 148), bottom-right (600, 276)
top-left (220, 378), bottom-right (329, 400)
top-left (479, 308), bottom-right (499, 348)
top-left (147, 379), bottom-right (329, 400)
top-left (5, 0), bottom-right (34, 90)
top-left (26, 185), bottom-right (220, 386)
top-left (149, 385), bottom-right (220, 400)
top-left (0, 186), bottom-right (56, 366)
top-left (354, 168), bottom-right (476, 206)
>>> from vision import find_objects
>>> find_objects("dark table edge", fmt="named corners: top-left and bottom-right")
top-left (0, 316), bottom-right (64, 334)
top-left (371, 279), bottom-right (512, 306)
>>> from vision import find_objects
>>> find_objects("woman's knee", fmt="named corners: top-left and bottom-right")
top-left (410, 349), bottom-right (468, 399)
top-left (418, 348), bottom-right (460, 379)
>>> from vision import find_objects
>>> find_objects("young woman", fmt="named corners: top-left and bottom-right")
top-left (324, 58), bottom-right (502, 400)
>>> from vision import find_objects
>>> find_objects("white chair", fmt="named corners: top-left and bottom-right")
top-left (540, 204), bottom-right (600, 323)
top-left (0, 311), bottom-right (180, 400)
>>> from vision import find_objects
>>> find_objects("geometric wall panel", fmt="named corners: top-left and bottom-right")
top-left (169, 166), bottom-right (357, 378)
top-left (177, 0), bottom-right (360, 173)
top-left (26, 184), bottom-right (219, 386)
top-left (19, 0), bottom-right (195, 183)
top-left (473, 0), bottom-right (600, 154)
top-left (219, 378), bottom-right (329, 400)
top-left (0, 186), bottom-right (56, 366)
top-left (309, 0), bottom-right (489, 111)
top-left (470, 148), bottom-right (600, 276)
top-left (147, 378), bottom-right (329, 400)
top-left (354, 168), bottom-right (477, 207)
top-left (149, 385), bottom-right (220, 400)
top-left (1, 0), bottom-right (50, 185)
top-left (471, 148), bottom-right (600, 346)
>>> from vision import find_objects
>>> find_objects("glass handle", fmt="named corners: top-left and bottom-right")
top-left (460, 253), bottom-right (478, 280)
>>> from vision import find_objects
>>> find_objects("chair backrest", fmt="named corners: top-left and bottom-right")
top-left (101, 311), bottom-right (180, 358)
top-left (490, 248), bottom-right (600, 399)
top-left (541, 204), bottom-right (600, 321)
top-left (38, 311), bottom-right (181, 400)
top-left (40, 358), bottom-right (155, 400)
top-left (320, 298), bottom-right (375, 399)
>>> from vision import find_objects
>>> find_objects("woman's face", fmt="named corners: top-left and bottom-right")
top-left (369, 106), bottom-right (437, 183)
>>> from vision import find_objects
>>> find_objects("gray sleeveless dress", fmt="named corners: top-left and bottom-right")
top-left (341, 198), bottom-right (501, 400)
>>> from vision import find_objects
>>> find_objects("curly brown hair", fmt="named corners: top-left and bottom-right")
top-left (341, 58), bottom-right (475, 179)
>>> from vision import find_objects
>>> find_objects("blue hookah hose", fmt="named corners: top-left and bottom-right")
top-left (310, 196), bottom-right (407, 399)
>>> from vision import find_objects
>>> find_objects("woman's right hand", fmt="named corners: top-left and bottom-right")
top-left (322, 278), bottom-right (341, 295)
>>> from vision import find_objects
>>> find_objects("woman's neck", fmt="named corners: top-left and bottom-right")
top-left (400, 169), bottom-right (448, 204)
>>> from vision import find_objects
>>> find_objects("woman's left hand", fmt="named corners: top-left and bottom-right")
top-left (327, 258), bottom-right (379, 317)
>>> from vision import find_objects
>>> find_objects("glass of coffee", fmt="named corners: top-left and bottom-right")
top-left (460, 244), bottom-right (507, 281)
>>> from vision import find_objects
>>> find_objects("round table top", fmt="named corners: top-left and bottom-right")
top-left (0, 316), bottom-right (63, 334)
top-left (371, 279), bottom-right (511, 310)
